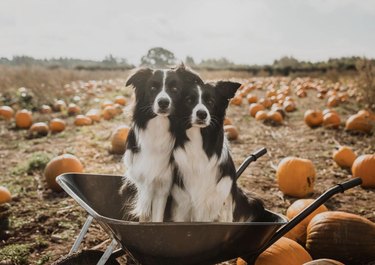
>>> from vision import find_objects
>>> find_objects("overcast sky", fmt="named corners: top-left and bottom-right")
top-left (1, 0), bottom-right (374, 65)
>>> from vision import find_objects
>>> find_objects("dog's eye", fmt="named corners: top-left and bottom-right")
top-left (151, 86), bottom-right (157, 91)
top-left (186, 96), bottom-right (194, 104)
top-left (171, 87), bottom-right (178, 92)
top-left (207, 99), bottom-right (214, 106)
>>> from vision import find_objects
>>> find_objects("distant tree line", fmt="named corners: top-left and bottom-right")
top-left (0, 55), bottom-right (134, 70)
top-left (1, 47), bottom-right (374, 76)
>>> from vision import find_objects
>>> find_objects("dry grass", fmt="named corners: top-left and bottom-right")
top-left (356, 59), bottom-right (375, 110)
top-left (0, 65), bottom-right (129, 108)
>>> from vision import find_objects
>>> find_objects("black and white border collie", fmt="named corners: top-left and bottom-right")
top-left (122, 65), bottom-right (203, 222)
top-left (171, 81), bottom-right (265, 222)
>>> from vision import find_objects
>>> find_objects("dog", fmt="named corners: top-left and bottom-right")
top-left (170, 81), bottom-right (265, 222)
top-left (122, 65), bottom-right (204, 222)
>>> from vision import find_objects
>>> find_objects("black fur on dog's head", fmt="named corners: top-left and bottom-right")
top-left (177, 81), bottom-right (241, 129)
top-left (126, 65), bottom-right (204, 129)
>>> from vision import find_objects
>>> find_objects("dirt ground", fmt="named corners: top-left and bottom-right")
top-left (0, 72), bottom-right (374, 264)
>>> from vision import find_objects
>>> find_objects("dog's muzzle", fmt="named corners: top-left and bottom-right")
top-left (155, 98), bottom-right (171, 115)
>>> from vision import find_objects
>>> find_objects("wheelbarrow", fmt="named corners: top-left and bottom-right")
top-left (53, 148), bottom-right (362, 265)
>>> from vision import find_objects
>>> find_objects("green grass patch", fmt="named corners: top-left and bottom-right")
top-left (11, 152), bottom-right (52, 176)
top-left (0, 243), bottom-right (31, 265)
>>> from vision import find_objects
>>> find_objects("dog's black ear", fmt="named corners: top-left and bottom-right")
top-left (215, 81), bottom-right (242, 100)
top-left (175, 64), bottom-right (204, 86)
top-left (126, 68), bottom-right (153, 89)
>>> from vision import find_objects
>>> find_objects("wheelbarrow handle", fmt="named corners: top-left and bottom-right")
top-left (255, 177), bottom-right (363, 256)
top-left (236, 148), bottom-right (267, 180)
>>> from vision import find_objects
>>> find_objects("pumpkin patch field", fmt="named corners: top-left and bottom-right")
top-left (0, 69), bottom-right (374, 264)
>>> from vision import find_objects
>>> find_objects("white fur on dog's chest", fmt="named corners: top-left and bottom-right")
top-left (173, 127), bottom-right (233, 221)
top-left (126, 116), bottom-right (174, 184)
top-left (174, 128), bottom-right (220, 194)
top-left (124, 116), bottom-right (175, 221)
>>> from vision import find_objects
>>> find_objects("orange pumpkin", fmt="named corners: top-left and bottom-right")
top-left (0, 106), bottom-right (14, 120)
top-left (40, 105), bottom-right (52, 114)
top-left (332, 146), bottom-right (356, 169)
top-left (249, 103), bottom-right (265, 117)
top-left (224, 125), bottom-right (239, 141)
top-left (276, 157), bottom-right (316, 197)
top-left (67, 103), bottom-right (81, 116)
top-left (255, 237), bottom-right (312, 265)
top-left (53, 99), bottom-right (67, 112)
top-left (74, 115), bottom-right (92, 126)
top-left (86, 109), bottom-right (101, 122)
top-left (271, 106), bottom-right (286, 119)
top-left (255, 110), bottom-right (268, 121)
top-left (111, 125), bottom-right (130, 154)
top-left (15, 109), bottom-right (33, 129)
top-left (283, 101), bottom-right (296, 112)
top-left (230, 95), bottom-right (243, 106)
top-left (0, 186), bottom-right (12, 204)
top-left (327, 96), bottom-right (339, 108)
top-left (266, 89), bottom-right (276, 98)
top-left (323, 112), bottom-right (341, 129)
top-left (285, 199), bottom-right (328, 244)
top-left (29, 122), bottom-right (49, 137)
top-left (224, 117), bottom-right (232, 126)
top-left (102, 106), bottom-right (117, 120)
top-left (246, 94), bottom-right (258, 104)
top-left (345, 113), bottom-right (373, 134)
top-left (267, 111), bottom-right (283, 124)
top-left (113, 103), bottom-right (124, 115)
top-left (259, 98), bottom-right (272, 108)
top-left (44, 154), bottom-right (84, 191)
top-left (49, 118), bottom-right (66, 133)
top-left (339, 92), bottom-right (349, 102)
top-left (352, 154), bottom-right (375, 188)
top-left (304, 110), bottom-right (323, 128)
top-left (357, 109), bottom-right (375, 121)
top-left (114, 95), bottom-right (127, 106)
top-left (296, 89), bottom-right (307, 98)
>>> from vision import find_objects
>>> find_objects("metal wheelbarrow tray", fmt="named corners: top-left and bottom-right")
top-left (54, 149), bottom-right (362, 265)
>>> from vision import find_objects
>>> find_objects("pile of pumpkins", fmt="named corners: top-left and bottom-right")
top-left (237, 200), bottom-right (375, 265)
top-left (237, 148), bottom-right (375, 264)
top-left (0, 95), bottom-right (128, 138)
top-left (304, 108), bottom-right (374, 133)
top-left (230, 79), bottom-right (297, 126)
top-left (228, 76), bottom-right (374, 134)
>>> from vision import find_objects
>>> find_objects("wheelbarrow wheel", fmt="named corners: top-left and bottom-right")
top-left (52, 250), bottom-right (120, 265)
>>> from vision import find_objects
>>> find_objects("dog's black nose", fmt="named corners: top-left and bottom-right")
top-left (196, 110), bottom-right (208, 120)
top-left (158, 98), bottom-right (170, 109)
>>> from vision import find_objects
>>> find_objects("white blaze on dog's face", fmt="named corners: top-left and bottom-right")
top-left (184, 85), bottom-right (214, 128)
top-left (127, 68), bottom-right (194, 118)
top-left (191, 86), bottom-right (212, 127)
top-left (152, 70), bottom-right (173, 116)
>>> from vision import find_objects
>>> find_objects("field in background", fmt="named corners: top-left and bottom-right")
top-left (0, 66), bottom-right (374, 264)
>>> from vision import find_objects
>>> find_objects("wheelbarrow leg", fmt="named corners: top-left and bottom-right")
top-left (97, 239), bottom-right (118, 265)
top-left (69, 215), bottom-right (94, 254)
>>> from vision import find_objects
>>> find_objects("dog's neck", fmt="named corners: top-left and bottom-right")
top-left (176, 120), bottom-right (224, 159)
